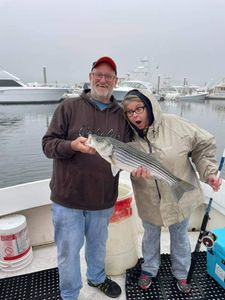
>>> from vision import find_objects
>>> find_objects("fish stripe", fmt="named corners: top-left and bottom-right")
top-left (113, 145), bottom-right (177, 185)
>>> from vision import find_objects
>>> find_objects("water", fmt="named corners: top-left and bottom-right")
top-left (0, 104), bottom-right (57, 188)
top-left (0, 99), bottom-right (225, 188)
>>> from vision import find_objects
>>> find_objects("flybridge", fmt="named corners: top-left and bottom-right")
top-left (0, 70), bottom-right (25, 87)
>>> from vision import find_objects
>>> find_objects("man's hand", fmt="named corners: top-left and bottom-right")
top-left (206, 174), bottom-right (222, 191)
top-left (131, 166), bottom-right (150, 178)
top-left (71, 137), bottom-right (96, 154)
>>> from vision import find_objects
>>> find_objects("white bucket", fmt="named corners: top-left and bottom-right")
top-left (0, 214), bottom-right (33, 272)
top-left (105, 182), bottom-right (139, 275)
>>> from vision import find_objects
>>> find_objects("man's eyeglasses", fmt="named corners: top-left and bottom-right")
top-left (125, 106), bottom-right (146, 117)
top-left (91, 72), bottom-right (116, 82)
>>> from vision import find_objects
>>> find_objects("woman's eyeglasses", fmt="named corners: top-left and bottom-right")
top-left (91, 72), bottom-right (116, 82)
top-left (125, 106), bottom-right (146, 117)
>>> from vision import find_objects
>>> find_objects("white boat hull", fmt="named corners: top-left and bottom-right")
top-left (207, 79), bottom-right (225, 100)
top-left (177, 92), bottom-right (208, 101)
top-left (206, 94), bottom-right (225, 100)
top-left (0, 87), bottom-right (69, 104)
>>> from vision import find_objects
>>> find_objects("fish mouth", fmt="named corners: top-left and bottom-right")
top-left (85, 134), bottom-right (92, 146)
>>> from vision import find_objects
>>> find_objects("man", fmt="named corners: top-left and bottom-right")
top-left (42, 56), bottom-right (132, 300)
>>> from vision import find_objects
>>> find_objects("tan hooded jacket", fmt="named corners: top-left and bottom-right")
top-left (127, 89), bottom-right (218, 227)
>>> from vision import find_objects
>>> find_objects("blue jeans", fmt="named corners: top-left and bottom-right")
top-left (52, 202), bottom-right (113, 300)
top-left (142, 219), bottom-right (191, 279)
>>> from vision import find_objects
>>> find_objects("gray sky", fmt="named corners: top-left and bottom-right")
top-left (0, 0), bottom-right (225, 87)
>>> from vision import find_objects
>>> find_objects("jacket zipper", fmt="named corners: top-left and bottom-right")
top-left (144, 136), bottom-right (161, 199)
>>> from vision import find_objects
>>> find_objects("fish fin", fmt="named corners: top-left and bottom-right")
top-left (171, 180), bottom-right (195, 201)
top-left (111, 165), bottom-right (120, 176)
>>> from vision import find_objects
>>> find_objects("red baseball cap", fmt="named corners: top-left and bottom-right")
top-left (92, 56), bottom-right (117, 75)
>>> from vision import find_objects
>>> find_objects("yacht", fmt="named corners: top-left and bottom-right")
top-left (0, 70), bottom-right (70, 104)
top-left (113, 57), bottom-right (163, 102)
top-left (206, 79), bottom-right (225, 100)
top-left (113, 80), bottom-right (161, 102)
top-left (163, 85), bottom-right (208, 101)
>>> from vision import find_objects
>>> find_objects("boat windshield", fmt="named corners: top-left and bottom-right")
top-left (119, 81), bottom-right (151, 89)
top-left (0, 79), bottom-right (23, 87)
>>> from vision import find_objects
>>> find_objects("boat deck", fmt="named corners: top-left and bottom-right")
top-left (0, 231), bottom-right (201, 300)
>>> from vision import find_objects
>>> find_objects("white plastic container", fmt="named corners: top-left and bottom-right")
top-left (0, 214), bottom-right (33, 271)
top-left (105, 182), bottom-right (139, 275)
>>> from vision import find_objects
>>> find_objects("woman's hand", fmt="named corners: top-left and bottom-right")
top-left (206, 174), bottom-right (222, 191)
top-left (131, 166), bottom-right (150, 178)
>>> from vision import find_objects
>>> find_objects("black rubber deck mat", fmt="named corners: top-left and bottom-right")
top-left (126, 251), bottom-right (225, 300)
top-left (1, 252), bottom-right (224, 300)
top-left (0, 267), bottom-right (61, 300)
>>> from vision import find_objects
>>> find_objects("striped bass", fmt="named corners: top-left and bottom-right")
top-left (85, 134), bottom-right (195, 201)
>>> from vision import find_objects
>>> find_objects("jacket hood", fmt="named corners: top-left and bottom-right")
top-left (123, 89), bottom-right (162, 138)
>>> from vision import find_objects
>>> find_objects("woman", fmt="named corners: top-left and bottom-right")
top-left (122, 89), bottom-right (222, 293)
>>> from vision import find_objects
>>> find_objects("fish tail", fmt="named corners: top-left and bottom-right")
top-left (171, 180), bottom-right (195, 201)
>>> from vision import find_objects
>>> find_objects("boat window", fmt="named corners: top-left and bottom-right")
top-left (119, 81), bottom-right (149, 89)
top-left (0, 80), bottom-right (23, 87)
top-left (112, 90), bottom-right (127, 102)
top-left (120, 82), bottom-right (130, 87)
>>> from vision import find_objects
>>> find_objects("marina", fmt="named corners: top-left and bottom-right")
top-left (0, 96), bottom-right (225, 299)
top-left (1, 0), bottom-right (225, 298)
top-left (0, 98), bottom-right (224, 189)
